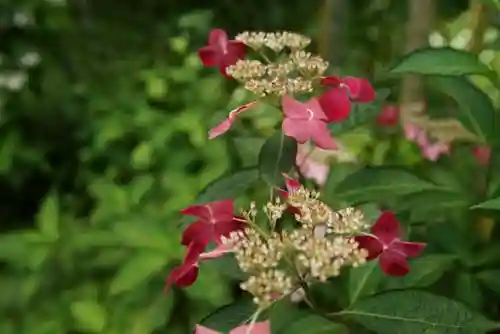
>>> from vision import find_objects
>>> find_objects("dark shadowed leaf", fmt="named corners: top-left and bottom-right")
top-left (389, 47), bottom-right (492, 76)
top-left (258, 131), bottom-right (297, 185)
top-left (429, 76), bottom-right (495, 143)
top-left (232, 137), bottom-right (266, 166)
top-left (345, 290), bottom-right (497, 334)
top-left (397, 190), bottom-right (470, 221)
top-left (199, 298), bottom-right (258, 332)
top-left (454, 273), bottom-right (484, 310)
top-left (477, 270), bottom-right (500, 295)
top-left (333, 167), bottom-right (439, 203)
top-left (329, 89), bottom-right (391, 134)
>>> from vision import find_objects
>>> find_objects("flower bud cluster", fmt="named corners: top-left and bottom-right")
top-left (223, 183), bottom-right (369, 308)
top-left (226, 31), bottom-right (328, 97)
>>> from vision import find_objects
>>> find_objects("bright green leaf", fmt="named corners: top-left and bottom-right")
top-left (199, 298), bottom-right (258, 332)
top-left (70, 301), bottom-right (107, 333)
top-left (329, 89), bottom-right (390, 134)
top-left (109, 251), bottom-right (168, 295)
top-left (471, 197), bottom-right (500, 210)
top-left (113, 222), bottom-right (174, 251)
top-left (131, 142), bottom-right (153, 169)
top-left (429, 76), bottom-right (495, 143)
top-left (382, 255), bottom-right (455, 290)
top-left (345, 290), bottom-right (497, 333)
top-left (258, 131), bottom-right (297, 185)
top-left (333, 167), bottom-right (439, 203)
top-left (347, 261), bottom-right (382, 306)
top-left (36, 193), bottom-right (60, 240)
top-left (389, 47), bottom-right (491, 76)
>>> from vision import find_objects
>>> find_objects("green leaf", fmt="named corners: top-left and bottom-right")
top-left (382, 255), bottom-right (456, 290)
top-left (70, 301), bottom-right (107, 333)
top-left (329, 88), bottom-right (390, 134)
top-left (258, 131), bottom-right (297, 185)
top-left (454, 273), bottom-right (483, 310)
top-left (347, 261), bottom-right (383, 306)
top-left (477, 270), bottom-right (500, 295)
top-left (397, 190), bottom-right (470, 221)
top-left (429, 76), bottom-right (495, 143)
top-left (199, 298), bottom-right (257, 332)
top-left (389, 47), bottom-right (491, 76)
top-left (345, 290), bottom-right (497, 334)
top-left (471, 197), bottom-right (500, 210)
top-left (179, 168), bottom-right (260, 226)
top-left (109, 251), bottom-right (168, 295)
top-left (36, 193), bottom-right (60, 240)
top-left (280, 314), bottom-right (347, 334)
top-left (233, 137), bottom-right (266, 167)
top-left (333, 167), bottom-right (439, 203)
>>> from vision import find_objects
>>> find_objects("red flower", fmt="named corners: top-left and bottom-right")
top-left (278, 174), bottom-right (302, 215)
top-left (165, 242), bottom-right (205, 291)
top-left (473, 145), bottom-right (491, 166)
top-left (198, 29), bottom-right (246, 78)
top-left (208, 101), bottom-right (257, 139)
top-left (281, 95), bottom-right (337, 150)
top-left (165, 241), bottom-right (234, 291)
top-left (355, 211), bottom-right (426, 276)
top-left (195, 321), bottom-right (271, 334)
top-left (377, 104), bottom-right (400, 127)
top-left (318, 76), bottom-right (376, 123)
top-left (180, 199), bottom-right (244, 247)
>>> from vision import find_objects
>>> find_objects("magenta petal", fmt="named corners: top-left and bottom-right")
top-left (165, 263), bottom-right (199, 291)
top-left (379, 250), bottom-right (410, 276)
top-left (311, 121), bottom-right (337, 150)
top-left (318, 88), bottom-right (351, 122)
top-left (228, 40), bottom-right (246, 59)
top-left (282, 95), bottom-right (308, 119)
top-left (392, 240), bottom-right (426, 258)
top-left (320, 75), bottom-right (343, 87)
top-left (198, 46), bottom-right (218, 67)
top-left (282, 118), bottom-right (311, 143)
top-left (230, 321), bottom-right (271, 334)
top-left (371, 211), bottom-right (402, 246)
top-left (208, 29), bottom-right (229, 50)
top-left (181, 221), bottom-right (210, 246)
top-left (200, 243), bottom-right (233, 260)
top-left (343, 77), bottom-right (375, 102)
top-left (195, 325), bottom-right (221, 334)
top-left (354, 235), bottom-right (383, 260)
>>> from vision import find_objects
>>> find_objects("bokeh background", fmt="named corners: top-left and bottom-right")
top-left (0, 0), bottom-right (498, 333)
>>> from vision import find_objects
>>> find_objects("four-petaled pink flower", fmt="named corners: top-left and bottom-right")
top-left (377, 104), bottom-right (400, 127)
top-left (355, 211), bottom-right (426, 276)
top-left (195, 321), bottom-right (271, 334)
top-left (318, 76), bottom-right (376, 123)
top-left (180, 199), bottom-right (244, 247)
top-left (281, 95), bottom-right (337, 150)
top-left (209, 101), bottom-right (257, 139)
top-left (404, 123), bottom-right (450, 162)
top-left (198, 29), bottom-right (246, 78)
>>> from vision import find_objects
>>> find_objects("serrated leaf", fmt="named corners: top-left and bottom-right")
top-left (329, 89), bottom-right (391, 134)
top-left (109, 251), bottom-right (168, 295)
top-left (429, 76), bottom-right (495, 143)
top-left (199, 298), bottom-right (258, 332)
top-left (258, 131), bottom-right (297, 185)
top-left (345, 290), bottom-right (497, 334)
top-left (280, 314), bottom-right (347, 334)
top-left (70, 301), bottom-right (107, 333)
top-left (471, 197), bottom-right (500, 210)
top-left (347, 261), bottom-right (383, 306)
top-left (333, 167), bottom-right (439, 203)
top-left (389, 47), bottom-right (491, 76)
top-left (36, 194), bottom-right (60, 240)
top-left (382, 255), bottom-right (455, 290)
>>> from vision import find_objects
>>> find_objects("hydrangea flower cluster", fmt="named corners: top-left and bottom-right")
top-left (167, 28), bottom-right (427, 333)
